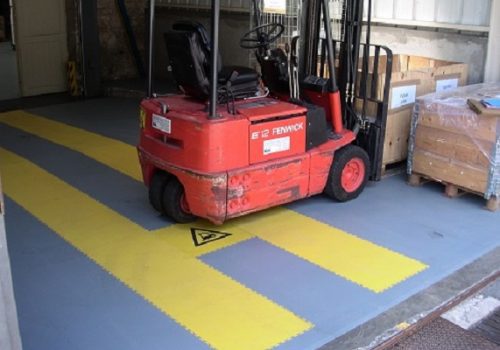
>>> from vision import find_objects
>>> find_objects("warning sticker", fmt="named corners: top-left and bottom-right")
top-left (263, 136), bottom-right (290, 155)
top-left (436, 78), bottom-right (459, 93)
top-left (152, 114), bottom-right (171, 134)
top-left (191, 228), bottom-right (232, 247)
top-left (391, 85), bottom-right (417, 109)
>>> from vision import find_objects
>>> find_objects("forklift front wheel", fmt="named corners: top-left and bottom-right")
top-left (149, 171), bottom-right (170, 212)
top-left (162, 178), bottom-right (196, 223)
top-left (325, 145), bottom-right (370, 202)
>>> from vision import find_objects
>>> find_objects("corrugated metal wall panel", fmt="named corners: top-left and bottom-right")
top-left (158, 0), bottom-right (491, 27)
top-left (394, 0), bottom-right (414, 20)
top-left (462, 0), bottom-right (491, 25)
top-left (374, 0), bottom-right (491, 26)
top-left (375, 0), bottom-right (394, 19)
top-left (414, 0), bottom-right (435, 22)
top-left (436, 0), bottom-right (462, 23)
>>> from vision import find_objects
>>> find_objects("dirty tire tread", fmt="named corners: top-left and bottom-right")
top-left (324, 144), bottom-right (370, 202)
top-left (149, 172), bottom-right (169, 212)
top-left (162, 178), bottom-right (196, 223)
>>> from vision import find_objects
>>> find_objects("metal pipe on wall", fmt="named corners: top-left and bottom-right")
top-left (209, 0), bottom-right (221, 119)
top-left (8, 0), bottom-right (15, 47)
top-left (147, 0), bottom-right (156, 98)
top-left (78, 0), bottom-right (87, 95)
top-left (79, 0), bottom-right (102, 97)
top-left (485, 0), bottom-right (499, 82)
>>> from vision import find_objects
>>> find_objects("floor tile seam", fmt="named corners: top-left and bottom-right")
top-left (1, 110), bottom-right (135, 147)
top-left (0, 111), bottom-right (142, 181)
top-left (242, 209), bottom-right (430, 293)
top-left (9, 189), bottom-right (312, 350)
top-left (0, 132), bottom-right (173, 232)
top-left (1, 152), bottom-right (313, 349)
top-left (277, 208), bottom-right (430, 263)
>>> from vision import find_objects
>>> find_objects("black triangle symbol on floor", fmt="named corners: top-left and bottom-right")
top-left (191, 228), bottom-right (232, 247)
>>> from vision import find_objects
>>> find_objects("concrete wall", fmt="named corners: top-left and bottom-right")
top-left (78, 3), bottom-right (250, 81)
top-left (0, 180), bottom-right (22, 350)
top-left (97, 0), bottom-right (148, 80)
top-left (65, 0), bottom-right (148, 82)
top-left (369, 26), bottom-right (488, 83)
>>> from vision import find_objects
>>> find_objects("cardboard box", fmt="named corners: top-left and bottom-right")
top-left (362, 54), bottom-right (468, 170)
top-left (408, 84), bottom-right (500, 199)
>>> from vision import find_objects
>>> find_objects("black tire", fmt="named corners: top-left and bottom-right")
top-left (324, 145), bottom-right (370, 202)
top-left (149, 171), bottom-right (170, 212)
top-left (162, 178), bottom-right (196, 223)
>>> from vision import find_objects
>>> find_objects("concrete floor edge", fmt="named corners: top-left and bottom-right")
top-left (320, 246), bottom-right (500, 350)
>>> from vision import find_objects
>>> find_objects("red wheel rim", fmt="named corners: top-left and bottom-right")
top-left (180, 194), bottom-right (191, 214)
top-left (341, 158), bottom-right (365, 193)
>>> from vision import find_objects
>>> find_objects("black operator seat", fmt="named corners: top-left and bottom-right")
top-left (164, 21), bottom-right (260, 101)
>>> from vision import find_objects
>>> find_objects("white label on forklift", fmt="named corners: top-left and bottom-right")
top-left (436, 78), bottom-right (459, 93)
top-left (152, 114), bottom-right (171, 134)
top-left (263, 137), bottom-right (290, 155)
top-left (391, 85), bottom-right (417, 109)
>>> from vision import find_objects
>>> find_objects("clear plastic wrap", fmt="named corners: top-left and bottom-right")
top-left (407, 83), bottom-right (500, 199)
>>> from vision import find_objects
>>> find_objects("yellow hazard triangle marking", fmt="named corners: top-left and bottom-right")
top-left (191, 228), bottom-right (232, 246)
top-left (0, 148), bottom-right (312, 350)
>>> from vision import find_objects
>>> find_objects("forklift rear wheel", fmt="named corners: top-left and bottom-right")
top-left (149, 171), bottom-right (170, 212)
top-left (162, 178), bottom-right (196, 223)
top-left (325, 145), bottom-right (370, 202)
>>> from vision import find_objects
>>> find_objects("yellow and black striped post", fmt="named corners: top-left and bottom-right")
top-left (67, 61), bottom-right (80, 96)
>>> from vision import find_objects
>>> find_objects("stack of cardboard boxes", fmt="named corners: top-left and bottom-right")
top-left (365, 54), bottom-right (468, 173)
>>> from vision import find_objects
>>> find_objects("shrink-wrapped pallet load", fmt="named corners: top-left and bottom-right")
top-left (408, 84), bottom-right (500, 211)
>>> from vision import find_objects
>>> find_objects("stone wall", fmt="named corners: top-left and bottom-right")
top-left (97, 0), bottom-right (147, 81)
top-left (71, 2), bottom-right (490, 83)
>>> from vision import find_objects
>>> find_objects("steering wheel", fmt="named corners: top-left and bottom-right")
top-left (240, 23), bottom-right (285, 49)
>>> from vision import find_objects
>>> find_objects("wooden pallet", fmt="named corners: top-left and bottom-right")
top-left (408, 173), bottom-right (499, 212)
top-left (381, 160), bottom-right (407, 177)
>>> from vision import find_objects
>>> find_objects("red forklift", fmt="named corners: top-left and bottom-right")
top-left (137, 0), bottom-right (392, 224)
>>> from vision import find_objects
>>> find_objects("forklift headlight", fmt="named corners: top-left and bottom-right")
top-left (139, 108), bottom-right (146, 129)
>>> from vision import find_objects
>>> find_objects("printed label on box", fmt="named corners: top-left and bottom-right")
top-left (263, 137), bottom-right (290, 155)
top-left (152, 114), bottom-right (171, 134)
top-left (436, 78), bottom-right (459, 93)
top-left (391, 85), bottom-right (417, 109)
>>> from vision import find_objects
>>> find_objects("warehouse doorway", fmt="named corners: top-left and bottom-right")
top-left (0, 0), bottom-right (19, 100)
top-left (11, 0), bottom-right (68, 97)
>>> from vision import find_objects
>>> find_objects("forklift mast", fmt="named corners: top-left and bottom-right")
top-left (298, 0), bottom-right (322, 81)
top-left (297, 0), bottom-right (393, 180)
top-left (146, 0), bottom-right (393, 181)
top-left (299, 0), bottom-right (365, 123)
